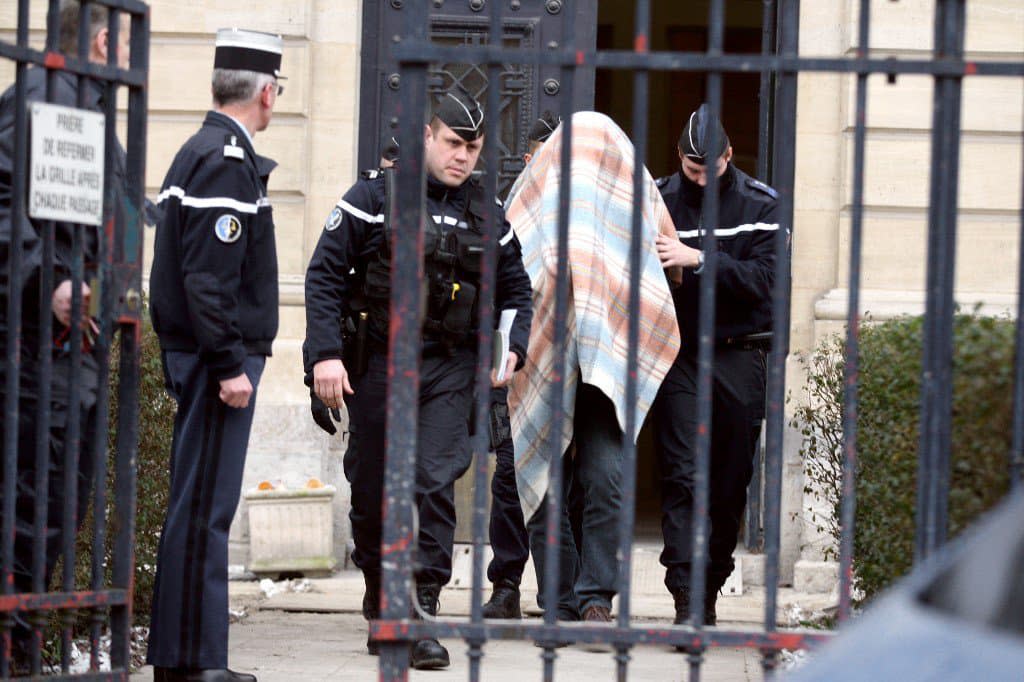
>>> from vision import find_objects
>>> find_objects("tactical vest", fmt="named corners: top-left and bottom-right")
top-left (362, 169), bottom-right (488, 348)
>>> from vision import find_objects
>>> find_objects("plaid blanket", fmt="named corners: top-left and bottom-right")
top-left (506, 111), bottom-right (681, 520)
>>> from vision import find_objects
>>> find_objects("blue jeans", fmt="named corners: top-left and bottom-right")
top-left (527, 453), bottom-right (582, 619)
top-left (568, 383), bottom-right (624, 613)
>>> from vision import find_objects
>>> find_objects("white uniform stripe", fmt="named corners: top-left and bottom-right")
top-left (338, 199), bottom-right (384, 224)
top-left (156, 185), bottom-right (263, 214)
top-left (676, 222), bottom-right (779, 239)
top-left (499, 226), bottom-right (515, 246)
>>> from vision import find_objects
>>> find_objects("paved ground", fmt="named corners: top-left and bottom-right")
top-left (130, 557), bottom-right (833, 681)
top-left (133, 610), bottom-right (766, 681)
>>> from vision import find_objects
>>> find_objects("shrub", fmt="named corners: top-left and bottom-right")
top-left (792, 311), bottom-right (1013, 603)
top-left (68, 310), bottom-right (173, 629)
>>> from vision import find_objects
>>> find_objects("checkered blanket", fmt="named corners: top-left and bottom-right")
top-left (506, 111), bottom-right (681, 520)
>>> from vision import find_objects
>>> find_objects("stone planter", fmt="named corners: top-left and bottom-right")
top-left (244, 485), bottom-right (338, 577)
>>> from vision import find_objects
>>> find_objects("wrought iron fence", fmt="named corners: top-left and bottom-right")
top-left (373, 0), bottom-right (1024, 680)
top-left (0, 0), bottom-right (148, 677)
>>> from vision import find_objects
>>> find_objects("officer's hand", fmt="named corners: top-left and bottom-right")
top-left (310, 392), bottom-right (342, 435)
top-left (491, 352), bottom-right (519, 388)
top-left (219, 372), bottom-right (254, 409)
top-left (656, 234), bottom-right (702, 269)
top-left (313, 358), bottom-right (354, 410)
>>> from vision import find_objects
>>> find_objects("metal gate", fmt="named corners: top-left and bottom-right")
top-left (371, 0), bottom-right (1020, 680)
top-left (359, 0), bottom-right (597, 198)
top-left (0, 0), bottom-right (148, 678)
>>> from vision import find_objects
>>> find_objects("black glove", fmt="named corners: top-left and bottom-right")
top-left (310, 392), bottom-right (342, 435)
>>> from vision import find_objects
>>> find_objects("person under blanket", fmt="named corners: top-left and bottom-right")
top-left (505, 111), bottom-right (681, 629)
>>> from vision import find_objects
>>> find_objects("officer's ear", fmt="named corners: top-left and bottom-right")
top-left (723, 146), bottom-right (733, 164)
top-left (423, 123), bottom-right (433, 146)
top-left (91, 27), bottom-right (109, 64)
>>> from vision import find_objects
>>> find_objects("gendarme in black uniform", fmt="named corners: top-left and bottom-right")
top-left (654, 104), bottom-right (780, 625)
top-left (303, 91), bottom-right (532, 669)
top-left (147, 29), bottom-right (282, 679)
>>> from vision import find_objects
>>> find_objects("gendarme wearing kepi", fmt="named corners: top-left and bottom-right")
top-left (147, 25), bottom-right (284, 682)
top-left (678, 102), bottom-right (729, 164)
top-left (214, 27), bottom-right (285, 79)
top-left (435, 88), bottom-right (485, 141)
top-left (528, 110), bottom-right (561, 144)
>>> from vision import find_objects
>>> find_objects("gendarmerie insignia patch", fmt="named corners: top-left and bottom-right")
top-left (325, 206), bottom-right (343, 231)
top-left (215, 214), bottom-right (242, 243)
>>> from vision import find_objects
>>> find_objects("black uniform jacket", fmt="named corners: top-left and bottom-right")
top-left (658, 164), bottom-right (780, 351)
top-left (0, 68), bottom-right (125, 349)
top-left (303, 171), bottom-right (533, 376)
top-left (149, 111), bottom-right (279, 381)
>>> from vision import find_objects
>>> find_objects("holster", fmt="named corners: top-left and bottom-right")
top-left (342, 311), bottom-right (370, 376)
top-left (441, 280), bottom-right (477, 342)
top-left (488, 401), bottom-right (511, 451)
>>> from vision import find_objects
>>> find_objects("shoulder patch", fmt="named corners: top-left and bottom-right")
top-left (223, 134), bottom-right (245, 161)
top-left (325, 206), bottom-right (343, 231)
top-left (656, 175), bottom-right (671, 188)
top-left (746, 177), bottom-right (778, 199)
top-left (361, 169), bottom-right (382, 180)
top-left (214, 214), bottom-right (242, 243)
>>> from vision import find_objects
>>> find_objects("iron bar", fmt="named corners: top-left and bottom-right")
top-left (109, 5), bottom-right (151, 672)
top-left (537, 5), bottom-right (577, 676)
top-left (761, 0), bottom-right (800, 673)
top-left (378, 2), bottom-right (430, 678)
top-left (463, 4), bottom-right (509, 680)
top-left (756, 0), bottom-right (776, 185)
top-left (389, 44), bottom-right (1024, 78)
top-left (1014, 90), bottom-right (1024, 490)
top-left (1, 0), bottom-right (32, 675)
top-left (684, 2), bottom-right (726, 679)
top-left (0, 44), bottom-right (147, 87)
top-left (915, 0), bottom-right (965, 563)
top-left (370, 618), bottom-right (831, 650)
top-left (838, 0), bottom-right (872, 625)
top-left (0, 590), bottom-right (129, 612)
top-left (613, 3), bottom-right (652, 679)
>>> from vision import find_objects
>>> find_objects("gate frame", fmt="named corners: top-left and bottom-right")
top-left (380, 0), bottom-right (1024, 680)
top-left (0, 0), bottom-right (149, 678)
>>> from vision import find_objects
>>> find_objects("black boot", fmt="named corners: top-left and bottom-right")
top-left (704, 573), bottom-right (730, 627)
top-left (671, 585), bottom-right (718, 644)
top-left (411, 583), bottom-right (450, 670)
top-left (672, 587), bottom-right (692, 626)
top-left (483, 578), bottom-right (522, 619)
top-left (363, 574), bottom-right (381, 655)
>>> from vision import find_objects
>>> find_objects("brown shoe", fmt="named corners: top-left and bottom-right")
top-left (581, 605), bottom-right (612, 622)
top-left (579, 605), bottom-right (614, 653)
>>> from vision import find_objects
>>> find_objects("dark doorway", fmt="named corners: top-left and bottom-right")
top-left (593, 1), bottom-right (769, 539)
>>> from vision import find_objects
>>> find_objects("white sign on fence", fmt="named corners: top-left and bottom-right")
top-left (29, 102), bottom-right (105, 226)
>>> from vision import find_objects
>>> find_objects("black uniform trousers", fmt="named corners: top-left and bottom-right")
top-left (344, 348), bottom-right (475, 586)
top-left (0, 352), bottom-right (97, 658)
top-left (486, 411), bottom-right (529, 587)
top-left (147, 351), bottom-right (265, 670)
top-left (653, 347), bottom-right (766, 594)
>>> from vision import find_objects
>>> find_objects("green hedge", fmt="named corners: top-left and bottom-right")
top-left (792, 311), bottom-right (1013, 603)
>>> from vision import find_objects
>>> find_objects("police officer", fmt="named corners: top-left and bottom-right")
top-left (304, 90), bottom-right (533, 669)
top-left (147, 28), bottom-right (284, 682)
top-left (0, 2), bottom-right (129, 670)
top-left (654, 104), bottom-right (778, 628)
top-left (481, 110), bottom-right (561, 620)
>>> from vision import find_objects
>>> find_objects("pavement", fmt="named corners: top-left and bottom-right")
top-left (131, 548), bottom-right (833, 681)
